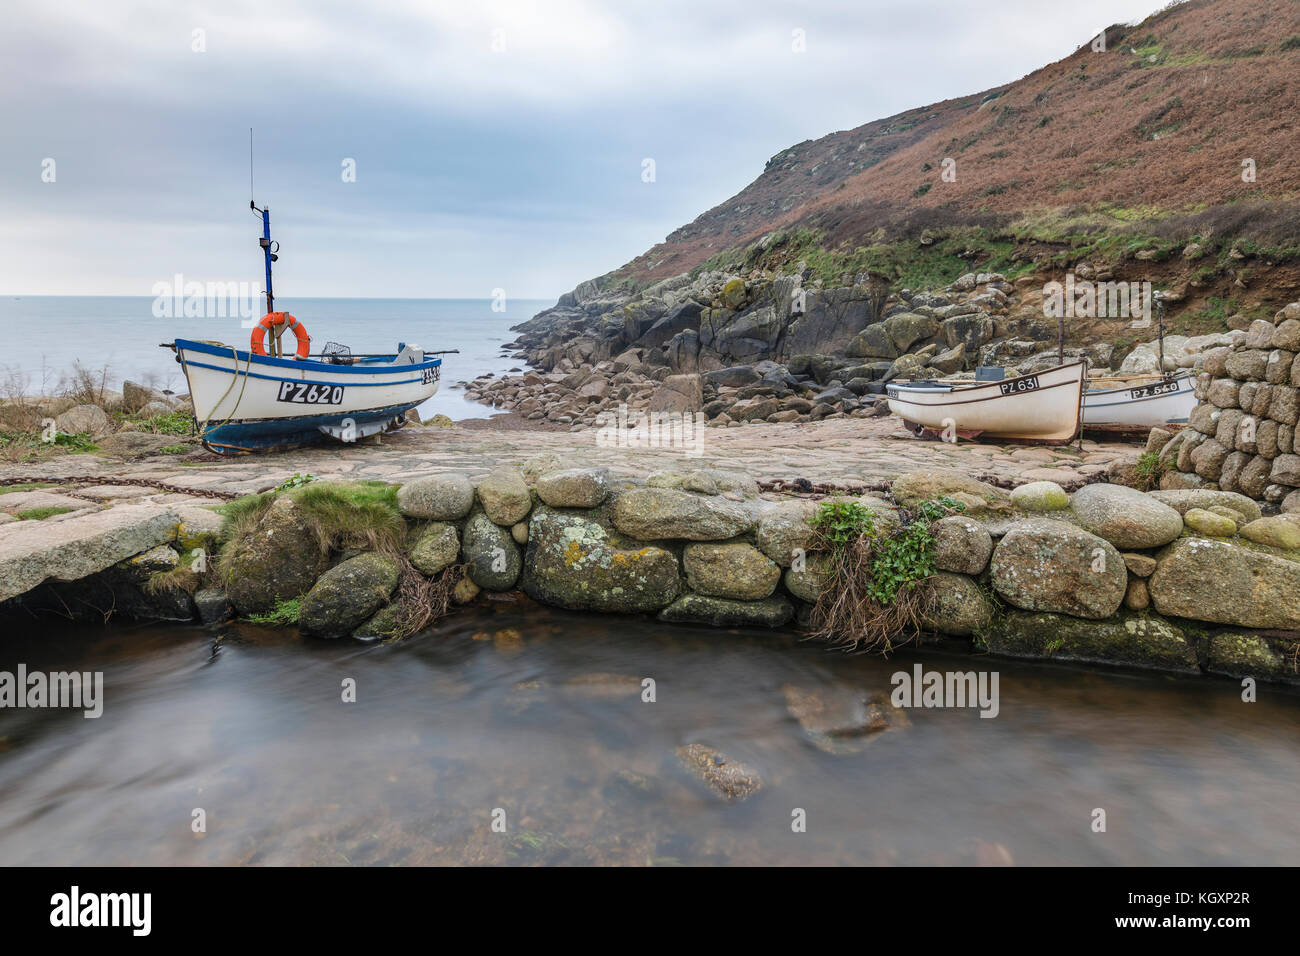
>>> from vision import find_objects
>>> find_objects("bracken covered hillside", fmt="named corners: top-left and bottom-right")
top-left (608, 0), bottom-right (1300, 323)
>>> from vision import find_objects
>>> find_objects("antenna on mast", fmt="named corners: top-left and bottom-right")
top-left (249, 127), bottom-right (254, 205)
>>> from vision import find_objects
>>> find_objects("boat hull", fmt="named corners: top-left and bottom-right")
top-left (886, 361), bottom-right (1085, 442)
top-left (174, 338), bottom-right (441, 454)
top-left (1082, 372), bottom-right (1195, 427)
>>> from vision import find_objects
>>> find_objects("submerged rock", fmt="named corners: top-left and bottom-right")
top-left (781, 684), bottom-right (907, 754)
top-left (299, 552), bottom-right (400, 639)
top-left (675, 743), bottom-right (763, 800)
top-left (658, 593), bottom-right (793, 627)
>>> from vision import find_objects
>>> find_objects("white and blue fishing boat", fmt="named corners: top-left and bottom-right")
top-left (166, 198), bottom-right (451, 455)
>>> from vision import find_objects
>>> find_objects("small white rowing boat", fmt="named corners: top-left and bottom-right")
top-left (886, 361), bottom-right (1086, 442)
top-left (1082, 371), bottom-right (1195, 428)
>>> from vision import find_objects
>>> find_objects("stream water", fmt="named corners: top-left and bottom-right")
top-left (1, 600), bottom-right (1297, 866)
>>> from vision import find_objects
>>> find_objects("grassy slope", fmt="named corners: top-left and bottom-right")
top-left (605, 0), bottom-right (1300, 330)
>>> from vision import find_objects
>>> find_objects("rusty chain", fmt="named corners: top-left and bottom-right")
top-left (0, 474), bottom-right (242, 500)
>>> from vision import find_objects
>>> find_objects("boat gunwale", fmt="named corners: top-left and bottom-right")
top-left (174, 337), bottom-right (442, 375)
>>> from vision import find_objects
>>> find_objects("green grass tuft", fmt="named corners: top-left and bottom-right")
top-left (15, 506), bottom-right (75, 520)
top-left (245, 597), bottom-right (302, 627)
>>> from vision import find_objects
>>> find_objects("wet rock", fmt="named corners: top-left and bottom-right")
top-left (521, 506), bottom-right (679, 612)
top-left (986, 610), bottom-right (1199, 672)
top-left (222, 497), bottom-right (328, 615)
top-left (990, 519), bottom-right (1126, 619)
top-left (352, 603), bottom-right (405, 640)
top-left (299, 552), bottom-right (400, 639)
top-left (675, 743), bottom-right (762, 800)
top-left (462, 509), bottom-right (522, 590)
top-left (1205, 631), bottom-right (1300, 682)
top-left (193, 587), bottom-right (232, 624)
top-left (682, 541), bottom-right (781, 600)
top-left (1069, 483), bottom-right (1183, 549)
top-left (658, 593), bottom-right (793, 627)
top-left (1149, 537), bottom-right (1300, 629)
top-left (1009, 480), bottom-right (1069, 512)
top-left (920, 572), bottom-right (995, 636)
top-left (611, 488), bottom-right (754, 540)
top-left (452, 576), bottom-right (480, 604)
top-left (535, 468), bottom-right (610, 508)
top-left (932, 515), bottom-right (994, 574)
top-left (475, 466), bottom-right (533, 526)
top-left (397, 473), bottom-right (474, 520)
top-left (409, 522), bottom-right (460, 576)
top-left (781, 684), bottom-right (904, 753)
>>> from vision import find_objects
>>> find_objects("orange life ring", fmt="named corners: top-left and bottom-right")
top-left (250, 312), bottom-right (310, 358)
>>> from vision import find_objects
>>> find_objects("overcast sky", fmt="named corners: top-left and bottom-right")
top-left (0, 0), bottom-right (1162, 299)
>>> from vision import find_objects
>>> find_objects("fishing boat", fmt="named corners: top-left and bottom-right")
top-left (165, 197), bottom-right (450, 455)
top-left (1082, 371), bottom-right (1195, 430)
top-left (886, 361), bottom-right (1086, 443)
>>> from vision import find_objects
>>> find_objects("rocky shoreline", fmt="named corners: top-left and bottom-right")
top-left (458, 267), bottom-right (1237, 430)
top-left (3, 459), bottom-right (1296, 686)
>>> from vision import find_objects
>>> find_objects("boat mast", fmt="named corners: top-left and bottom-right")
top-left (249, 128), bottom-right (280, 357)
top-left (1155, 291), bottom-right (1167, 379)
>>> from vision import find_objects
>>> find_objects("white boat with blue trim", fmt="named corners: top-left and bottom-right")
top-left (165, 193), bottom-right (451, 455)
top-left (1082, 371), bottom-right (1195, 428)
top-left (172, 337), bottom-right (442, 454)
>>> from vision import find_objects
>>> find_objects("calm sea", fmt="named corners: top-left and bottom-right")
top-left (0, 296), bottom-right (553, 420)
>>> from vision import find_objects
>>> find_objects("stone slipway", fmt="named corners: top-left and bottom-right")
top-left (0, 503), bottom-right (182, 602)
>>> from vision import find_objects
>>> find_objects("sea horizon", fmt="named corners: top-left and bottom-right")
top-left (0, 295), bottom-right (555, 420)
